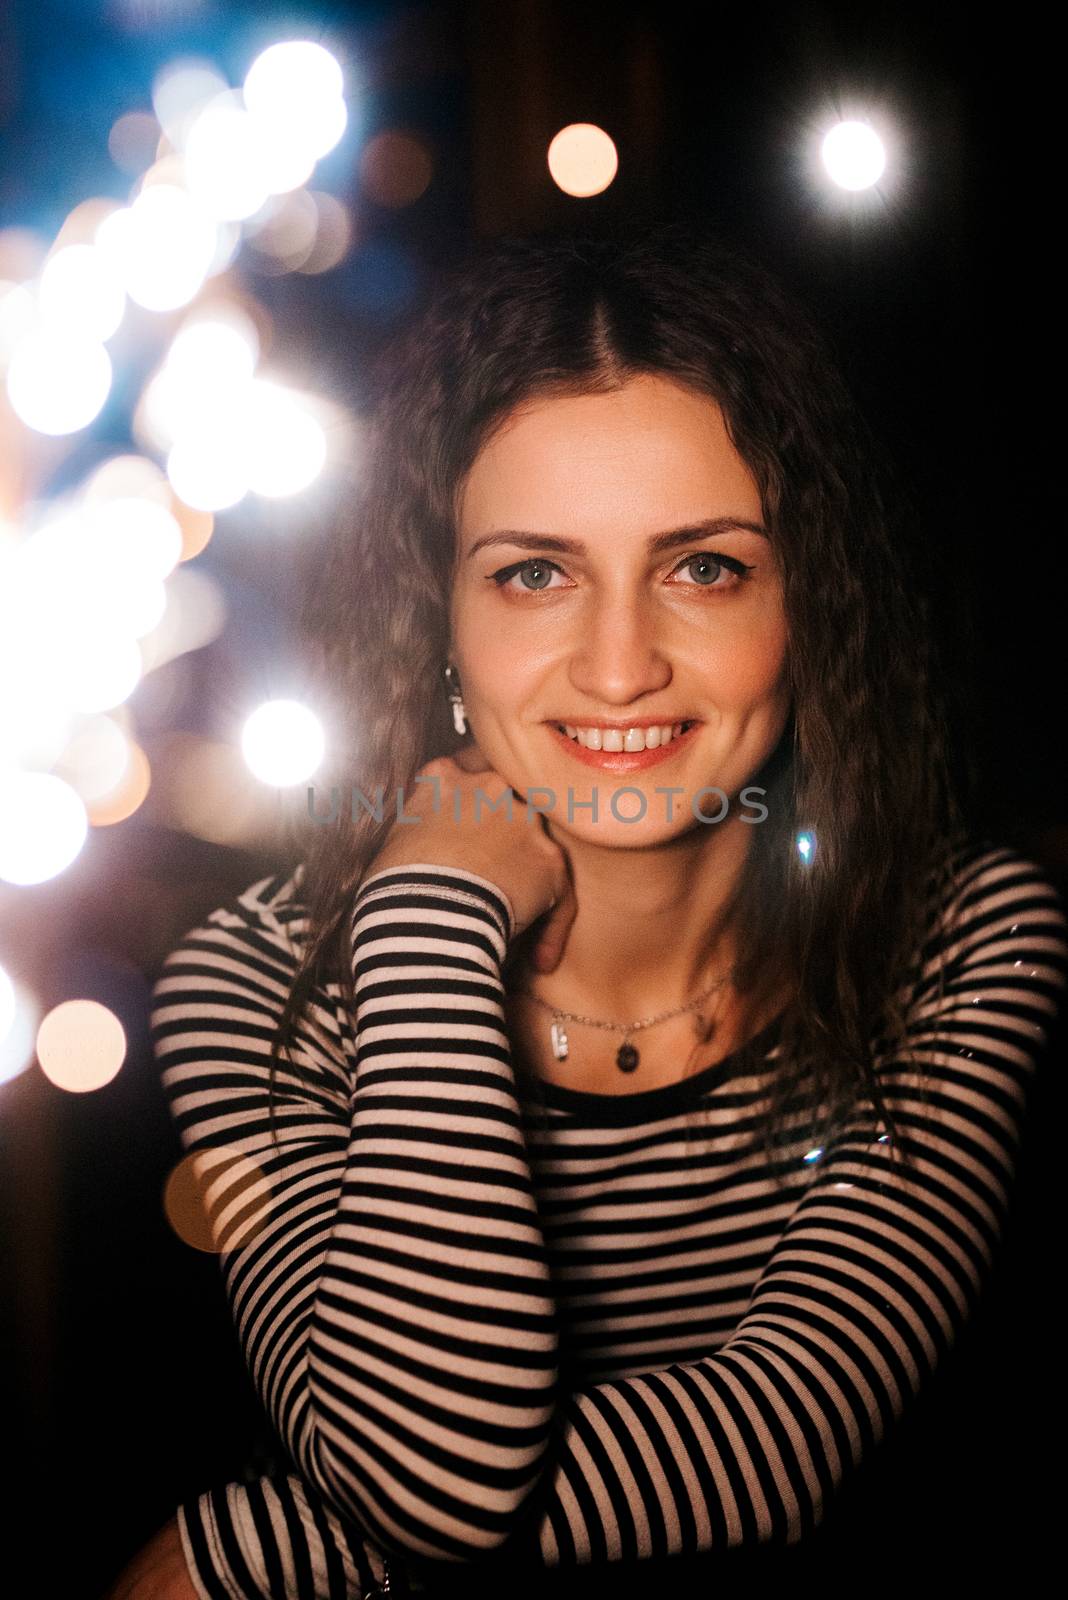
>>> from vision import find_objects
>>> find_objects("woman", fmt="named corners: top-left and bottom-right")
top-left (108, 223), bottom-right (1067, 1597)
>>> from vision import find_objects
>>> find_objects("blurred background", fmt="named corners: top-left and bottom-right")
top-left (0, 1), bottom-right (1062, 1592)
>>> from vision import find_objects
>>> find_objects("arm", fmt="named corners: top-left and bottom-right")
top-left (152, 865), bottom-right (560, 1594)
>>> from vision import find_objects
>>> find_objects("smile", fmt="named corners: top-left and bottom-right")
top-left (546, 720), bottom-right (701, 770)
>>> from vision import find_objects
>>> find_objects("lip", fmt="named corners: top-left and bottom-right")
top-left (545, 720), bottom-right (702, 771)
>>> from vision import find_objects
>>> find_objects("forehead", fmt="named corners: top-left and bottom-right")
top-left (457, 375), bottom-right (761, 540)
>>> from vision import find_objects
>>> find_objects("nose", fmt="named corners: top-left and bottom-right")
top-left (566, 594), bottom-right (673, 707)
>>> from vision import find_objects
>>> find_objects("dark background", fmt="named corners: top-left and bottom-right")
top-left (0, 1), bottom-right (1062, 1593)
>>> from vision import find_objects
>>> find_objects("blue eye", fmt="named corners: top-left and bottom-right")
top-left (491, 558), bottom-right (562, 592)
top-left (488, 552), bottom-right (755, 595)
top-left (672, 553), bottom-right (754, 588)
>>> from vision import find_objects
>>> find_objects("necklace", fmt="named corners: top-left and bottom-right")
top-left (511, 967), bottom-right (737, 1074)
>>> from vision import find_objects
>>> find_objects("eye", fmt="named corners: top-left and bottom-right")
top-left (668, 552), bottom-right (755, 590)
top-left (489, 558), bottom-right (568, 593)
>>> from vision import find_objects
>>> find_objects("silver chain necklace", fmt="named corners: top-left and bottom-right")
top-left (511, 967), bottom-right (737, 1073)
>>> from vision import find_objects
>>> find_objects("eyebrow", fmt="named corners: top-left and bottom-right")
top-left (465, 517), bottom-right (768, 559)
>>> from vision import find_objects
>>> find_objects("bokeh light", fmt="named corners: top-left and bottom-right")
top-left (151, 58), bottom-right (229, 148)
top-left (183, 94), bottom-right (275, 221)
top-left (821, 120), bottom-right (887, 190)
top-left (6, 332), bottom-right (112, 435)
top-left (241, 699), bottom-right (325, 786)
top-left (36, 999), bottom-right (127, 1092)
top-left (0, 970), bottom-right (39, 1087)
top-left (54, 715), bottom-right (132, 805)
top-left (547, 123), bottom-right (619, 197)
top-left (86, 739), bottom-right (151, 825)
top-left (0, 771), bottom-right (88, 885)
top-left (360, 132), bottom-right (433, 208)
top-left (242, 40), bottom-right (348, 163)
top-left (151, 733), bottom-right (279, 845)
top-left (95, 184), bottom-right (217, 312)
top-left (38, 244), bottom-right (126, 342)
top-left (108, 110), bottom-right (162, 176)
top-left (163, 1148), bottom-right (274, 1253)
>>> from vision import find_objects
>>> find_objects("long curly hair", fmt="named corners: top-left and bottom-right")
top-left (267, 219), bottom-right (972, 1172)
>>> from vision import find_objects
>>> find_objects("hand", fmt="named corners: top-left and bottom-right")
top-left (103, 1514), bottom-right (200, 1600)
top-left (366, 741), bottom-right (576, 972)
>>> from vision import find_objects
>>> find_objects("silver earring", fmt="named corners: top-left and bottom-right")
top-left (443, 662), bottom-right (467, 735)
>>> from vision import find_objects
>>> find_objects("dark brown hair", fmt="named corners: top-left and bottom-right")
top-left (268, 220), bottom-right (970, 1172)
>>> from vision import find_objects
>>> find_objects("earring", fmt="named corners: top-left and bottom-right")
top-left (443, 661), bottom-right (467, 735)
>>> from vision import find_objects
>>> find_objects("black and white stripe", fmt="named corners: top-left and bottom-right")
top-left (150, 840), bottom-right (1067, 1596)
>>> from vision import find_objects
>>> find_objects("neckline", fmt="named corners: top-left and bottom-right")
top-left (520, 1010), bottom-right (785, 1122)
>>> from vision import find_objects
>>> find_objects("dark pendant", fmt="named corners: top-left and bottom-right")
top-left (616, 1042), bottom-right (640, 1073)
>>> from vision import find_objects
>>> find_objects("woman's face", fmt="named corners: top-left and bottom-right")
top-left (450, 373), bottom-right (791, 845)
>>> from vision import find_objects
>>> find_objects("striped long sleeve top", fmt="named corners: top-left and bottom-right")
top-left (150, 837), bottom-right (1068, 1599)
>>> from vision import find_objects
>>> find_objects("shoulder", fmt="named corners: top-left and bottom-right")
top-left (152, 863), bottom-right (312, 1004)
top-left (923, 832), bottom-right (1068, 966)
top-left (893, 832), bottom-right (1068, 1073)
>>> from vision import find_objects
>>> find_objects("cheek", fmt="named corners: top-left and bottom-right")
top-left (698, 619), bottom-right (789, 707)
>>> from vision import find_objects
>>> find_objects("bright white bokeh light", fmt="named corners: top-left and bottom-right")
top-left (38, 245), bottom-right (126, 342)
top-left (141, 311), bottom-right (259, 452)
top-left (241, 699), bottom-right (325, 786)
top-left (183, 97), bottom-right (273, 221)
top-left (0, 970), bottom-right (39, 1086)
top-left (796, 831), bottom-right (816, 863)
top-left (164, 377), bottom-right (326, 509)
top-left (59, 632), bottom-right (145, 714)
top-left (243, 42), bottom-right (347, 164)
top-left (19, 511), bottom-right (168, 640)
top-left (243, 381), bottom-right (327, 497)
top-left (89, 497), bottom-right (184, 581)
top-left (240, 42), bottom-right (348, 192)
top-left (821, 121), bottom-right (886, 190)
top-left (244, 41), bottom-right (344, 111)
top-left (0, 965), bottom-right (14, 1042)
top-left (168, 314), bottom-right (259, 385)
top-left (6, 333), bottom-right (112, 435)
top-left (0, 770), bottom-right (88, 885)
top-left (96, 185), bottom-right (217, 312)
top-left (166, 434), bottom-right (250, 512)
top-left (0, 673), bottom-right (75, 773)
top-left (253, 125), bottom-right (319, 198)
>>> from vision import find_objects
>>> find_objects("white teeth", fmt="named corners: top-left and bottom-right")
top-left (559, 722), bottom-right (690, 752)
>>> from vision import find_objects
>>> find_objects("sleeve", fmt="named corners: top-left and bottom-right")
top-left (151, 864), bottom-right (561, 1596)
top-left (173, 1472), bottom-right (388, 1600)
top-left (166, 845), bottom-right (1068, 1585)
top-left (497, 844), bottom-right (1068, 1564)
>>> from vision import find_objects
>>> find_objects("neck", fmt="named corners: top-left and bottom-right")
top-left (512, 812), bottom-right (755, 1020)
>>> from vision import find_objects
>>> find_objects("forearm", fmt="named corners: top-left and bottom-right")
top-left (155, 865), bottom-right (560, 1575)
top-left (309, 867), bottom-right (560, 1555)
top-left (175, 1474), bottom-right (391, 1600)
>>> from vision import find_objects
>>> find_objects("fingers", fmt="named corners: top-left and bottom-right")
top-left (530, 883), bottom-right (577, 973)
top-left (450, 740), bottom-right (493, 774)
